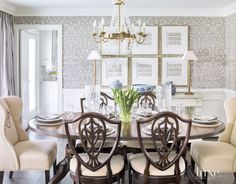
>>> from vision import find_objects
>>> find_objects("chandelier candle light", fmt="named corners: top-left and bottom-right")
top-left (87, 51), bottom-right (101, 85)
top-left (92, 0), bottom-right (147, 54)
top-left (181, 51), bottom-right (198, 95)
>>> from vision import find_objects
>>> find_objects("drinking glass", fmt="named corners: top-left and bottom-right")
top-left (85, 85), bottom-right (101, 112)
top-left (176, 103), bottom-right (184, 116)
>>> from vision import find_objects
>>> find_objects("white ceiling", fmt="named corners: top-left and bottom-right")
top-left (2, 0), bottom-right (236, 16)
top-left (4, 0), bottom-right (236, 9)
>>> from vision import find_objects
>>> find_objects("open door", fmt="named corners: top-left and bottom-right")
top-left (20, 30), bottom-right (38, 127)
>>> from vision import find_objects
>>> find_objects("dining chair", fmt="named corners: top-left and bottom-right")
top-left (137, 92), bottom-right (156, 110)
top-left (0, 96), bottom-right (57, 184)
top-left (65, 112), bottom-right (126, 184)
top-left (129, 111), bottom-right (192, 184)
top-left (190, 97), bottom-right (236, 184)
top-left (80, 92), bottom-right (115, 113)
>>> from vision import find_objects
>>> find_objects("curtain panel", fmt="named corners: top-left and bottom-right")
top-left (0, 11), bottom-right (16, 96)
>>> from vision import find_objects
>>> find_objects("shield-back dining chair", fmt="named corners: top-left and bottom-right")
top-left (129, 111), bottom-right (192, 184)
top-left (65, 112), bottom-right (126, 184)
top-left (137, 92), bottom-right (156, 111)
top-left (80, 92), bottom-right (115, 113)
top-left (0, 96), bottom-right (57, 184)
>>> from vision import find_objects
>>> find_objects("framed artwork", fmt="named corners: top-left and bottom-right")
top-left (101, 58), bottom-right (128, 86)
top-left (161, 57), bottom-right (187, 86)
top-left (162, 26), bottom-right (188, 55)
top-left (132, 58), bottom-right (158, 85)
top-left (132, 26), bottom-right (158, 55)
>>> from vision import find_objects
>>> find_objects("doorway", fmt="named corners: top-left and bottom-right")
top-left (15, 25), bottom-right (63, 129)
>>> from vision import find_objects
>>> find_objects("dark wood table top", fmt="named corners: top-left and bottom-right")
top-left (28, 113), bottom-right (225, 141)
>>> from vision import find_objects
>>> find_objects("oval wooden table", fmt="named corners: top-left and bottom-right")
top-left (28, 114), bottom-right (225, 184)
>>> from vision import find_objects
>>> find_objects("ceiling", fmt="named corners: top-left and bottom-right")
top-left (2, 0), bottom-right (236, 16)
top-left (4, 0), bottom-right (236, 9)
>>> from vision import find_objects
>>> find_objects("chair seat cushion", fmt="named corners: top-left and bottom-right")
top-left (190, 141), bottom-right (236, 172)
top-left (129, 152), bottom-right (186, 176)
top-left (14, 140), bottom-right (57, 170)
top-left (70, 153), bottom-right (124, 177)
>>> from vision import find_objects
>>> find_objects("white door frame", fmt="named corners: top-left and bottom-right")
top-left (14, 24), bottom-right (63, 113)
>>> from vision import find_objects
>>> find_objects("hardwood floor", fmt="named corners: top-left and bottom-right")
top-left (2, 131), bottom-right (235, 184)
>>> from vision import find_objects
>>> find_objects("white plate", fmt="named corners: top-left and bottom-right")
top-left (192, 121), bottom-right (222, 128)
top-left (37, 114), bottom-right (61, 120)
top-left (136, 111), bottom-right (158, 118)
top-left (37, 117), bottom-right (62, 122)
top-left (192, 115), bottom-right (217, 123)
top-left (34, 121), bottom-right (64, 126)
top-left (143, 126), bottom-right (181, 136)
top-left (76, 126), bottom-right (115, 136)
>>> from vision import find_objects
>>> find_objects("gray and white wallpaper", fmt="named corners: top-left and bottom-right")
top-left (225, 13), bottom-right (236, 90)
top-left (14, 16), bottom-right (225, 89)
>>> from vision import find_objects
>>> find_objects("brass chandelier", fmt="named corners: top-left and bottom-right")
top-left (92, 0), bottom-right (147, 54)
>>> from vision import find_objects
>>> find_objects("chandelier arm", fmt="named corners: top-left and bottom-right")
top-left (93, 35), bottom-right (103, 43)
top-left (135, 35), bottom-right (145, 44)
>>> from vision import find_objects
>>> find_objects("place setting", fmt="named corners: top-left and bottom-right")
top-left (192, 109), bottom-right (222, 127)
top-left (35, 114), bottom-right (63, 126)
top-left (142, 121), bottom-right (182, 136)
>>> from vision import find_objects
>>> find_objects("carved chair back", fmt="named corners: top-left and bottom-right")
top-left (65, 112), bottom-right (121, 177)
top-left (137, 92), bottom-right (156, 110)
top-left (136, 111), bottom-right (191, 178)
top-left (80, 92), bottom-right (115, 113)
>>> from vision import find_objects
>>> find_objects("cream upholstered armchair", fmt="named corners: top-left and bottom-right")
top-left (190, 97), bottom-right (236, 184)
top-left (0, 96), bottom-right (57, 184)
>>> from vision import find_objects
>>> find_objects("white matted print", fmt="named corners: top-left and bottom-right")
top-left (162, 26), bottom-right (188, 55)
top-left (132, 58), bottom-right (158, 85)
top-left (132, 27), bottom-right (158, 55)
top-left (162, 57), bottom-right (187, 85)
top-left (101, 58), bottom-right (128, 86)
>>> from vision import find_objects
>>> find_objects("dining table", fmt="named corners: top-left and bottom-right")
top-left (28, 113), bottom-right (225, 184)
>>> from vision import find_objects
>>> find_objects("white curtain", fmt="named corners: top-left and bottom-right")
top-left (0, 11), bottom-right (16, 96)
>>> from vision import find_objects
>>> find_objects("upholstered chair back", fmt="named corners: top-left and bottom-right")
top-left (218, 97), bottom-right (236, 145)
top-left (0, 96), bottom-right (28, 170)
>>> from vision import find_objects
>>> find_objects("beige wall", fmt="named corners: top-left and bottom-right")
top-left (14, 16), bottom-right (225, 89)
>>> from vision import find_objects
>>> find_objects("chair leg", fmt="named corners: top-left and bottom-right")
top-left (0, 171), bottom-right (4, 184)
top-left (122, 174), bottom-right (125, 184)
top-left (53, 160), bottom-right (57, 176)
top-left (9, 171), bottom-right (13, 179)
top-left (202, 171), bottom-right (208, 184)
top-left (234, 172), bottom-right (236, 180)
top-left (45, 170), bottom-right (50, 184)
top-left (191, 157), bottom-right (195, 171)
top-left (128, 165), bottom-right (132, 184)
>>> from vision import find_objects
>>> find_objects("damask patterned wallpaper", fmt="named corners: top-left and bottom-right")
top-left (14, 16), bottom-right (225, 89)
top-left (225, 13), bottom-right (236, 90)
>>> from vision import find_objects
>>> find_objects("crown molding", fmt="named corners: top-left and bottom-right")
top-left (14, 7), bottom-right (224, 17)
top-left (0, 0), bottom-right (15, 15)
top-left (223, 1), bottom-right (236, 16)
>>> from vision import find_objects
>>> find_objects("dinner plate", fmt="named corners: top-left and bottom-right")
top-left (192, 121), bottom-right (222, 128)
top-left (192, 115), bottom-right (217, 124)
top-left (34, 121), bottom-right (64, 126)
top-left (37, 117), bottom-right (62, 122)
top-left (136, 111), bottom-right (158, 118)
top-left (76, 126), bottom-right (115, 136)
top-left (37, 114), bottom-right (61, 120)
top-left (143, 125), bottom-right (181, 136)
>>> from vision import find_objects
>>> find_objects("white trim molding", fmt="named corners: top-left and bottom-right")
top-left (14, 7), bottom-right (225, 17)
top-left (0, 0), bottom-right (15, 15)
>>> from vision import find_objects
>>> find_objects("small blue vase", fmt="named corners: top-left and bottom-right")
top-left (110, 80), bottom-right (122, 89)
